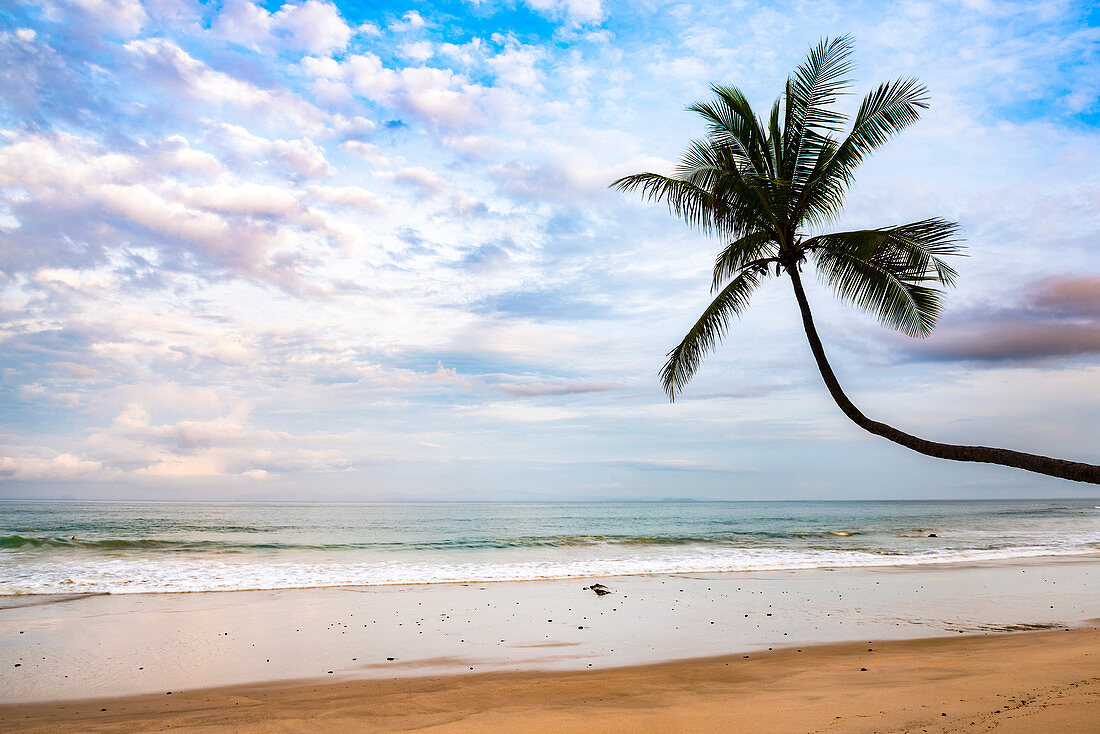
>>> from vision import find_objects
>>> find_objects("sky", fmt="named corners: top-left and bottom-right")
top-left (0, 0), bottom-right (1098, 501)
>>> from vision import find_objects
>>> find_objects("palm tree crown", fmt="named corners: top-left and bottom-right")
top-left (612, 36), bottom-right (1100, 485)
top-left (614, 36), bottom-right (962, 398)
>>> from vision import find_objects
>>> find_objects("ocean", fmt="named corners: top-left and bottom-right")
top-left (1, 499), bottom-right (1098, 595)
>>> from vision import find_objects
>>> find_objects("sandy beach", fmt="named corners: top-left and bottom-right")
top-left (2, 556), bottom-right (1098, 732)
top-left (1, 628), bottom-right (1097, 733)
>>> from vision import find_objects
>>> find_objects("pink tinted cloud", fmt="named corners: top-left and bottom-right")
top-left (1030, 275), bottom-right (1100, 316)
top-left (902, 275), bottom-right (1100, 362)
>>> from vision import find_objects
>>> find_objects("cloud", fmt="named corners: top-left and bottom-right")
top-left (899, 276), bottom-right (1100, 362)
top-left (379, 166), bottom-right (452, 196)
top-left (0, 453), bottom-right (118, 481)
top-left (460, 401), bottom-right (583, 423)
top-left (530, 457), bottom-right (752, 474)
top-left (302, 52), bottom-right (487, 128)
top-left (213, 0), bottom-right (352, 54)
top-left (148, 135), bottom-right (229, 179)
top-left (452, 240), bottom-right (511, 271)
top-left (908, 322), bottom-right (1100, 362)
top-left (400, 40), bottom-right (434, 63)
top-left (124, 38), bottom-right (326, 131)
top-left (523, 0), bottom-right (604, 26)
top-left (0, 131), bottom-right (349, 284)
top-left (211, 123), bottom-right (333, 179)
top-left (1030, 275), bottom-right (1100, 316)
top-left (66, 0), bottom-right (148, 37)
top-left (389, 10), bottom-right (426, 33)
top-left (307, 185), bottom-right (384, 210)
top-left (497, 380), bottom-right (617, 396)
top-left (78, 403), bottom-right (354, 479)
top-left (271, 1), bottom-right (352, 54)
top-left (489, 154), bottom-right (672, 202)
top-left (338, 140), bottom-right (392, 164)
top-left (210, 0), bottom-right (272, 47)
top-left (486, 39), bottom-right (544, 88)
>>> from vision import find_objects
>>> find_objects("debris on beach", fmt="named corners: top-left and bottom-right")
top-left (583, 583), bottom-right (612, 596)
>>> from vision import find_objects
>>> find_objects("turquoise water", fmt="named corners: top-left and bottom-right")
top-left (1, 499), bottom-right (1098, 594)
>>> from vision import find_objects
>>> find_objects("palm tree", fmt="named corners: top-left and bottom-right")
top-left (612, 36), bottom-right (1100, 485)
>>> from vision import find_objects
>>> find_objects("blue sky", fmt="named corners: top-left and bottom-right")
top-left (1, 0), bottom-right (1098, 500)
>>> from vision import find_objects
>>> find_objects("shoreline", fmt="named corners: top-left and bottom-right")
top-left (2, 556), bottom-right (1098, 705)
top-left (2, 628), bottom-right (1097, 733)
top-left (3, 548), bottom-right (1098, 599)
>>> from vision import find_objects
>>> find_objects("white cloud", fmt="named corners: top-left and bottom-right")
top-left (148, 135), bottom-right (228, 179)
top-left (271, 0), bottom-right (352, 54)
top-left (0, 132), bottom-right (348, 283)
top-left (66, 0), bottom-right (148, 36)
top-left (307, 185), bottom-right (384, 210)
top-left (210, 0), bottom-right (272, 47)
top-left (490, 153), bottom-right (672, 201)
top-left (34, 267), bottom-right (117, 292)
top-left (302, 52), bottom-right (487, 127)
top-left (460, 401), bottom-right (584, 423)
top-left (390, 10), bottom-right (426, 32)
top-left (125, 38), bottom-right (326, 131)
top-left (438, 38), bottom-right (484, 66)
top-left (100, 407), bottom-right (352, 478)
top-left (523, 0), bottom-right (604, 25)
top-left (381, 166), bottom-right (452, 196)
top-left (397, 66), bottom-right (483, 126)
top-left (0, 453), bottom-right (118, 481)
top-left (213, 0), bottom-right (351, 54)
top-left (332, 114), bottom-right (377, 138)
top-left (211, 124), bottom-right (333, 179)
top-left (400, 41), bottom-right (434, 63)
top-left (338, 140), bottom-right (394, 164)
top-left (486, 39), bottom-right (544, 88)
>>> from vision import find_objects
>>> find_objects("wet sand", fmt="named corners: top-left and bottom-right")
top-left (1, 628), bottom-right (1098, 733)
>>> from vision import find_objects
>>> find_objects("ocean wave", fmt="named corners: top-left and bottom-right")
top-left (0, 530), bottom-right (880, 554)
top-left (1, 545), bottom-right (1098, 596)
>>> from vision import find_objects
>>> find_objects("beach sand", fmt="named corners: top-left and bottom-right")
top-left (1, 557), bottom-right (1098, 731)
top-left (1, 628), bottom-right (1097, 733)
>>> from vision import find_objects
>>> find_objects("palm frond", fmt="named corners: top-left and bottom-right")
top-left (806, 219), bottom-right (964, 337)
top-left (792, 79), bottom-right (928, 229)
top-left (814, 249), bottom-right (941, 336)
top-left (610, 172), bottom-right (718, 232)
top-left (786, 36), bottom-right (854, 135)
top-left (767, 97), bottom-right (783, 178)
top-left (687, 86), bottom-right (771, 176)
top-left (790, 137), bottom-right (843, 228)
top-left (784, 36), bottom-right (854, 191)
top-left (661, 267), bottom-right (763, 399)
top-left (674, 139), bottom-right (786, 238)
top-left (675, 138), bottom-right (739, 191)
top-left (711, 231), bottom-right (778, 291)
top-left (823, 78), bottom-right (928, 184)
top-left (806, 219), bottom-right (963, 281)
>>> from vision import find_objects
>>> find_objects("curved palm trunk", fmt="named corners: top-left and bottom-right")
top-left (787, 269), bottom-right (1100, 484)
